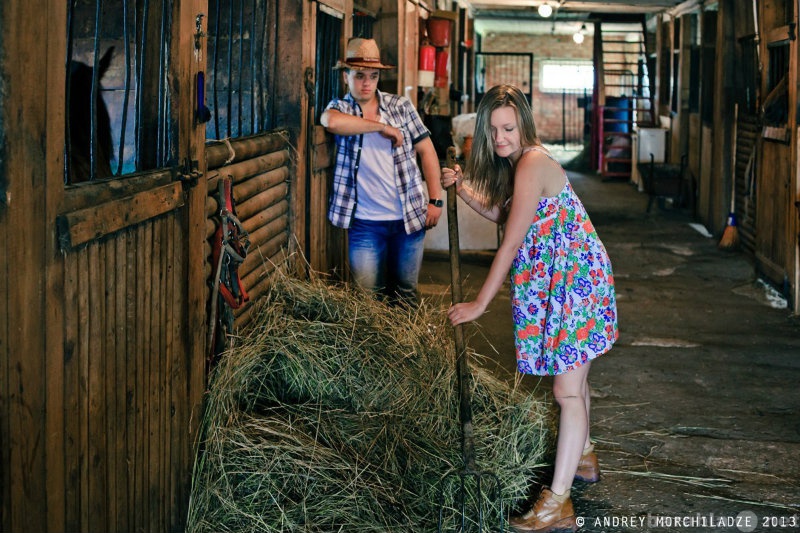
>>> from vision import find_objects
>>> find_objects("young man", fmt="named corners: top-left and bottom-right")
top-left (321, 38), bottom-right (443, 305)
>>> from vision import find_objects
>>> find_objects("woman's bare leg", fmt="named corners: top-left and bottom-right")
top-left (583, 373), bottom-right (593, 451)
top-left (549, 362), bottom-right (592, 495)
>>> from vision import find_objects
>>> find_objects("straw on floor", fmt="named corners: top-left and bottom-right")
top-left (187, 267), bottom-right (553, 532)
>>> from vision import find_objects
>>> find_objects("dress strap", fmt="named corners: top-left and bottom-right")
top-left (526, 145), bottom-right (569, 180)
top-left (526, 145), bottom-right (560, 165)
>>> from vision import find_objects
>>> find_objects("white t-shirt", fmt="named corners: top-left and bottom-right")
top-left (354, 129), bottom-right (402, 220)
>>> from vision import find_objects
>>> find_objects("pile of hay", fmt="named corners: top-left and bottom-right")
top-left (187, 269), bottom-right (552, 532)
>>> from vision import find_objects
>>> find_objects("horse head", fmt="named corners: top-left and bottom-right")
top-left (68, 46), bottom-right (114, 183)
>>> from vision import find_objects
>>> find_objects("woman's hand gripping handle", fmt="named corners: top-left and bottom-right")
top-left (441, 153), bottom-right (464, 194)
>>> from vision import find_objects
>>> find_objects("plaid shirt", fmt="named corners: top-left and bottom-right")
top-left (325, 90), bottom-right (431, 234)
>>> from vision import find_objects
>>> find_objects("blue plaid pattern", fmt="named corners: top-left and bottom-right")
top-left (326, 90), bottom-right (431, 234)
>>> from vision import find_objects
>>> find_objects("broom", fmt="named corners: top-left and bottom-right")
top-left (719, 104), bottom-right (740, 250)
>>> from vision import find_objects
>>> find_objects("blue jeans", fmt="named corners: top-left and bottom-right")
top-left (348, 218), bottom-right (426, 305)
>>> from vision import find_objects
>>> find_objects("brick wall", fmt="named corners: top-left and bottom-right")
top-left (482, 32), bottom-right (592, 143)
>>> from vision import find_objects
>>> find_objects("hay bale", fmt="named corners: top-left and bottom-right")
top-left (187, 269), bottom-right (552, 532)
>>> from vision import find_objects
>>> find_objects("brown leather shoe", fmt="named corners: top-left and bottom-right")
top-left (574, 450), bottom-right (600, 483)
top-left (509, 488), bottom-right (577, 532)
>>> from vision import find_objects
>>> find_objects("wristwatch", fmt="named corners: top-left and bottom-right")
top-left (429, 198), bottom-right (443, 208)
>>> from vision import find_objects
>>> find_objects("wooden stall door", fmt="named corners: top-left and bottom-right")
top-left (756, 139), bottom-right (794, 287)
top-left (755, 18), bottom-right (796, 292)
top-left (56, 172), bottom-right (198, 533)
top-left (48, 0), bottom-right (207, 531)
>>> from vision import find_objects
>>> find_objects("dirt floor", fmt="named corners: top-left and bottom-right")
top-left (417, 161), bottom-right (800, 532)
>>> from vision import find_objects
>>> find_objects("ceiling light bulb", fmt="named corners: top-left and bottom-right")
top-left (538, 3), bottom-right (553, 17)
top-left (573, 31), bottom-right (585, 44)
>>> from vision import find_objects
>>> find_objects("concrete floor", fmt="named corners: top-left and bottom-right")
top-left (418, 167), bottom-right (800, 532)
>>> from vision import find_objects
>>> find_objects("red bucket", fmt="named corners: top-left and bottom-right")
top-left (428, 18), bottom-right (451, 47)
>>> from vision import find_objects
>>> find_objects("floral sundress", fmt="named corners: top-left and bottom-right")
top-left (511, 147), bottom-right (618, 376)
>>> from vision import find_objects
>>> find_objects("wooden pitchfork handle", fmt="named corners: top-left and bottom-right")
top-left (445, 147), bottom-right (476, 471)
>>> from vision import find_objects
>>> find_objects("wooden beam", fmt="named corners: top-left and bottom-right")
top-left (43, 0), bottom-right (68, 530)
top-left (57, 183), bottom-right (185, 250)
top-left (2, 0), bottom-right (50, 530)
top-left (206, 130), bottom-right (290, 169)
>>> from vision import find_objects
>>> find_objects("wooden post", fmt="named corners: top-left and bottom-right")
top-left (1, 0), bottom-right (54, 531)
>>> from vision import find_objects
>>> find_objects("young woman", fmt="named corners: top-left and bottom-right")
top-left (442, 84), bottom-right (618, 533)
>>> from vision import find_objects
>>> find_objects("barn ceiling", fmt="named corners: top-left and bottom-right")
top-left (464, 0), bottom-right (687, 17)
top-left (460, 0), bottom-right (690, 35)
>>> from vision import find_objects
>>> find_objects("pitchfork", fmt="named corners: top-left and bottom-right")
top-left (437, 147), bottom-right (504, 532)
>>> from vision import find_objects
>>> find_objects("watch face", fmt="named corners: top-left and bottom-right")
top-left (430, 199), bottom-right (443, 207)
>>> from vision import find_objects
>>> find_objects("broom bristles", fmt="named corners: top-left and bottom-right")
top-left (718, 213), bottom-right (739, 250)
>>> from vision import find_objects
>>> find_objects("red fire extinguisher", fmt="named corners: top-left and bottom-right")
top-left (419, 42), bottom-right (435, 87)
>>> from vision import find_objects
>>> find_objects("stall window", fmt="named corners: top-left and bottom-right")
top-left (315, 6), bottom-right (345, 122)
top-left (738, 37), bottom-right (759, 114)
top-left (658, 19), bottom-right (672, 108)
top-left (539, 61), bottom-right (594, 93)
top-left (353, 9), bottom-right (375, 39)
top-left (688, 46), bottom-right (700, 112)
top-left (66, 0), bottom-right (177, 184)
top-left (207, 0), bottom-right (276, 140)
top-left (670, 22), bottom-right (679, 113)
top-left (762, 41), bottom-right (790, 127)
top-left (700, 9), bottom-right (717, 125)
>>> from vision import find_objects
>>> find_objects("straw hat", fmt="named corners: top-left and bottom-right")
top-left (334, 38), bottom-right (394, 70)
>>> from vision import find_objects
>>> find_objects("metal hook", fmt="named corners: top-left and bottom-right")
top-left (195, 13), bottom-right (206, 50)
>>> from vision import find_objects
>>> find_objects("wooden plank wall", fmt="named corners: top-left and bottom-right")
top-left (709, 0), bottom-right (737, 235)
top-left (61, 209), bottom-right (190, 533)
top-left (734, 111), bottom-right (760, 254)
top-left (698, 124), bottom-right (714, 222)
top-left (757, 139), bottom-right (793, 283)
top-left (205, 131), bottom-right (293, 329)
top-left (687, 114), bottom-right (701, 213)
top-left (309, 125), bottom-right (332, 273)
top-left (309, 125), bottom-right (348, 277)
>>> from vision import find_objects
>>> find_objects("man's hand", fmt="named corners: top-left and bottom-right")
top-left (380, 124), bottom-right (403, 148)
top-left (425, 205), bottom-right (442, 230)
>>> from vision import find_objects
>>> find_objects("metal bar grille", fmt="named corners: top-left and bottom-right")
top-left (558, 89), bottom-right (587, 145)
top-left (207, 0), bottom-right (274, 140)
top-left (353, 12), bottom-right (375, 39)
top-left (475, 52), bottom-right (534, 106)
top-left (315, 8), bottom-right (344, 122)
top-left (65, 0), bottom-right (176, 184)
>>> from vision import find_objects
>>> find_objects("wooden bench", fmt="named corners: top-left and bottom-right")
top-left (639, 153), bottom-right (687, 213)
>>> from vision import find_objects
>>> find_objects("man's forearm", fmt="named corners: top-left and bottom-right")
top-left (321, 110), bottom-right (384, 136)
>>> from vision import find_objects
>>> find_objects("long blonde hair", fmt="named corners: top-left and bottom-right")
top-left (465, 84), bottom-right (541, 208)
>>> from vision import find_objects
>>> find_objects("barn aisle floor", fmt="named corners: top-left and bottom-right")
top-left (419, 167), bottom-right (800, 532)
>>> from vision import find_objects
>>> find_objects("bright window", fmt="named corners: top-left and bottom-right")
top-left (540, 61), bottom-right (594, 93)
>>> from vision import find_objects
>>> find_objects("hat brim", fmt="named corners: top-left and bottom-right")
top-left (333, 60), bottom-right (394, 71)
